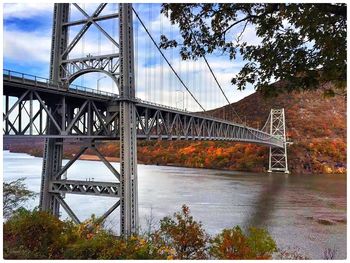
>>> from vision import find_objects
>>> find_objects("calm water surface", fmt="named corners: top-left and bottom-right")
top-left (3, 151), bottom-right (346, 259)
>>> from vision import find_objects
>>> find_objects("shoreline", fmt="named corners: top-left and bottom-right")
top-left (4, 150), bottom-right (346, 175)
top-left (74, 154), bottom-right (148, 164)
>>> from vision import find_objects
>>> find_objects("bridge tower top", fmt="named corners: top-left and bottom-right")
top-left (50, 3), bottom-right (121, 87)
top-left (268, 108), bottom-right (289, 174)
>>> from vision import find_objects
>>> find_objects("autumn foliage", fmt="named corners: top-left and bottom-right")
top-left (3, 205), bottom-right (277, 260)
top-left (210, 226), bottom-right (277, 259)
top-left (151, 205), bottom-right (209, 259)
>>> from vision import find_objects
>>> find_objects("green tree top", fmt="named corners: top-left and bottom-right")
top-left (3, 178), bottom-right (37, 219)
top-left (160, 4), bottom-right (346, 96)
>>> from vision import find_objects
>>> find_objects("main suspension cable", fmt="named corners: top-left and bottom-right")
top-left (188, 26), bottom-right (244, 123)
top-left (133, 7), bottom-right (274, 141)
top-left (132, 7), bottom-right (206, 112)
top-left (187, 23), bottom-right (276, 140)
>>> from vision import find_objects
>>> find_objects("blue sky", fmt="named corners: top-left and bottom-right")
top-left (3, 3), bottom-right (258, 111)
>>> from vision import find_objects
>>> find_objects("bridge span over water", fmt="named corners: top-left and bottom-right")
top-left (3, 69), bottom-right (283, 148)
top-left (2, 3), bottom-right (289, 236)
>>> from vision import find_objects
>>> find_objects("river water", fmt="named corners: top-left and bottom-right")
top-left (3, 150), bottom-right (346, 259)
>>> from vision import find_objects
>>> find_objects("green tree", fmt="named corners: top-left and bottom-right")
top-left (160, 4), bottom-right (346, 96)
top-left (3, 177), bottom-right (37, 219)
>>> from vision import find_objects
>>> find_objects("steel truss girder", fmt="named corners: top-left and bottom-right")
top-left (3, 90), bottom-right (118, 137)
top-left (49, 179), bottom-right (120, 197)
top-left (134, 104), bottom-right (284, 148)
top-left (3, 88), bottom-right (284, 147)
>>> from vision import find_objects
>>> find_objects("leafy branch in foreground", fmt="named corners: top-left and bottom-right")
top-left (3, 177), bottom-right (37, 219)
top-left (160, 3), bottom-right (346, 97)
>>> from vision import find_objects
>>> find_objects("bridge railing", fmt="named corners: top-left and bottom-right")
top-left (134, 98), bottom-right (190, 113)
top-left (68, 83), bottom-right (117, 98)
top-left (3, 69), bottom-right (117, 99)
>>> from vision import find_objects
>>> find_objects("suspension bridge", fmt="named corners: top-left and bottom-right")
top-left (2, 3), bottom-right (289, 236)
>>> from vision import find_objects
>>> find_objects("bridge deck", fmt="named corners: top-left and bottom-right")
top-left (3, 70), bottom-right (284, 148)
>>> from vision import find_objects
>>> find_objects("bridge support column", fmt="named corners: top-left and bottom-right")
top-left (119, 3), bottom-right (138, 236)
top-left (40, 137), bottom-right (63, 215)
top-left (268, 109), bottom-right (289, 174)
top-left (39, 3), bottom-right (69, 215)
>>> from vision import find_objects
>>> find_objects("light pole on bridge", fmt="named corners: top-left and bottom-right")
top-left (97, 76), bottom-right (107, 91)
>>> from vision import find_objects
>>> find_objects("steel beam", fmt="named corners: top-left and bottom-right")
top-left (63, 13), bottom-right (119, 27)
top-left (119, 3), bottom-right (138, 236)
top-left (49, 179), bottom-right (120, 197)
top-left (40, 3), bottom-right (69, 217)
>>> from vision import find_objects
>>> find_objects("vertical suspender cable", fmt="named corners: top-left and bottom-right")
top-left (144, 5), bottom-right (148, 100)
top-left (134, 4), bottom-right (138, 97)
top-left (132, 8), bottom-right (206, 112)
top-left (170, 24), bottom-right (174, 107)
top-left (185, 57), bottom-right (188, 111)
top-left (148, 4), bottom-right (152, 102)
top-left (160, 10), bottom-right (164, 105)
top-left (152, 6), bottom-right (156, 103)
top-left (81, 3), bottom-right (85, 87)
top-left (97, 8), bottom-right (101, 90)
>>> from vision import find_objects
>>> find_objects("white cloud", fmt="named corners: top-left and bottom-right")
top-left (3, 3), bottom-right (118, 20)
top-left (3, 3), bottom-right (53, 19)
top-left (240, 24), bottom-right (262, 46)
top-left (4, 28), bottom-right (51, 63)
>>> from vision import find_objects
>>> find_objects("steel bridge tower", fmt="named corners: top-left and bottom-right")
top-left (268, 109), bottom-right (289, 173)
top-left (39, 3), bottom-right (138, 235)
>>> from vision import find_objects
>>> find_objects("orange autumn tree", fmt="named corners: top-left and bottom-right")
top-left (151, 205), bottom-right (209, 259)
top-left (209, 226), bottom-right (277, 259)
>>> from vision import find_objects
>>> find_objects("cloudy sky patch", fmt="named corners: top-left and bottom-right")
top-left (3, 3), bottom-right (257, 111)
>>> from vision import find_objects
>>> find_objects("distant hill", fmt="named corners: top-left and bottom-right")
top-left (209, 88), bottom-right (346, 173)
top-left (4, 89), bottom-right (346, 174)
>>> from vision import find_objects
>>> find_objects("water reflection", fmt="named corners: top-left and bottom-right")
top-left (245, 174), bottom-right (288, 228)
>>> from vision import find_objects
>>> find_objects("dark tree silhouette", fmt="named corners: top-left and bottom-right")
top-left (160, 4), bottom-right (346, 96)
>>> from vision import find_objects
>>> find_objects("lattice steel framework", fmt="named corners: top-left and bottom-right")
top-left (268, 109), bottom-right (289, 173)
top-left (38, 3), bottom-right (137, 235)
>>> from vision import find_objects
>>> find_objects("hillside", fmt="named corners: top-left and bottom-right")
top-left (210, 88), bottom-right (346, 173)
top-left (131, 88), bottom-right (346, 174)
top-left (4, 89), bottom-right (346, 174)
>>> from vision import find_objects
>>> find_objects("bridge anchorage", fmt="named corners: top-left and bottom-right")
top-left (3, 3), bottom-right (289, 236)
